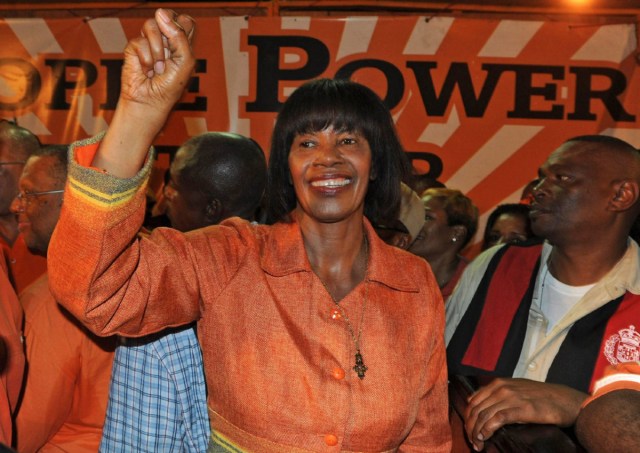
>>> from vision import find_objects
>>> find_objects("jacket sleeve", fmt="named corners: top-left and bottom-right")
top-left (48, 135), bottom-right (204, 337)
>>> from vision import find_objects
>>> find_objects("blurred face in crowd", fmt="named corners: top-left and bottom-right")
top-left (409, 195), bottom-right (455, 260)
top-left (485, 213), bottom-right (530, 248)
top-left (10, 155), bottom-right (63, 255)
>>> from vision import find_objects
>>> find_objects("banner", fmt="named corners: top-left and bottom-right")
top-left (1, 14), bottom-right (639, 237)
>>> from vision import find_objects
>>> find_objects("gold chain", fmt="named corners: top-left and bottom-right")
top-left (318, 236), bottom-right (369, 379)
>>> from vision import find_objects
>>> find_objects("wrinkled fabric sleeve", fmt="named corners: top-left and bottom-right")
top-left (101, 327), bottom-right (210, 452)
top-left (48, 135), bottom-right (211, 337)
top-left (399, 268), bottom-right (452, 452)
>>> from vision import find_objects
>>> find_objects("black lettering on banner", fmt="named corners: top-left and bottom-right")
top-left (505, 64), bottom-right (565, 119)
top-left (100, 59), bottom-right (123, 110)
top-left (335, 59), bottom-right (405, 110)
top-left (569, 66), bottom-right (635, 122)
top-left (176, 59), bottom-right (208, 111)
top-left (0, 58), bottom-right (41, 110)
top-left (246, 36), bottom-right (330, 112)
top-left (45, 59), bottom-right (98, 110)
top-left (407, 151), bottom-right (443, 180)
top-left (407, 61), bottom-right (508, 117)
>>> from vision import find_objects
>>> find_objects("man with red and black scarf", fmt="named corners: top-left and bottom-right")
top-left (446, 135), bottom-right (640, 451)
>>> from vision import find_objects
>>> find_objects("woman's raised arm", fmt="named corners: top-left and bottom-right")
top-left (94, 8), bottom-right (195, 178)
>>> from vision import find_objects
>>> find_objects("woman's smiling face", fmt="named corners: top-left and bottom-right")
top-left (288, 126), bottom-right (372, 224)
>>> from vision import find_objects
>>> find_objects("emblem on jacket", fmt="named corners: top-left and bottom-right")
top-left (604, 325), bottom-right (640, 365)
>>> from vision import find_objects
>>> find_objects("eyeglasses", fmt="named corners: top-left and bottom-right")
top-left (16, 189), bottom-right (64, 206)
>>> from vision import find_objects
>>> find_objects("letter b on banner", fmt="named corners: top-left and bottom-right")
top-left (247, 36), bottom-right (329, 112)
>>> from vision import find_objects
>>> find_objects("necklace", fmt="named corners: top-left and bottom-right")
top-left (319, 237), bottom-right (369, 379)
top-left (331, 281), bottom-right (368, 379)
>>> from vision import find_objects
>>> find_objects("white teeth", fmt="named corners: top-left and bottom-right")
top-left (311, 178), bottom-right (351, 188)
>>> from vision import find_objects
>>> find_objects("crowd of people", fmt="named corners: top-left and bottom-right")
top-left (0, 7), bottom-right (637, 453)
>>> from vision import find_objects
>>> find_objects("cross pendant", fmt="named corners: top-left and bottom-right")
top-left (353, 350), bottom-right (367, 379)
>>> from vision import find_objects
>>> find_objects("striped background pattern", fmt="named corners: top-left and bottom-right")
top-left (1, 15), bottom-right (639, 245)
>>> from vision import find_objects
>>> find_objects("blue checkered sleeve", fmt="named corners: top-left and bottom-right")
top-left (100, 325), bottom-right (210, 452)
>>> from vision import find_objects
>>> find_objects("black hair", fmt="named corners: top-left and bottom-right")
top-left (263, 78), bottom-right (411, 225)
top-left (422, 187), bottom-right (478, 248)
top-left (481, 203), bottom-right (533, 250)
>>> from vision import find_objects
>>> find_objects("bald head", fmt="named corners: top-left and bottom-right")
top-left (563, 135), bottom-right (640, 173)
top-left (166, 132), bottom-right (267, 231)
top-left (0, 120), bottom-right (41, 162)
top-left (564, 135), bottom-right (640, 218)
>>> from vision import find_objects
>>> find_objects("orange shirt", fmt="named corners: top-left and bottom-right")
top-left (15, 274), bottom-right (116, 453)
top-left (0, 248), bottom-right (24, 446)
top-left (47, 135), bottom-right (452, 452)
top-left (0, 234), bottom-right (47, 295)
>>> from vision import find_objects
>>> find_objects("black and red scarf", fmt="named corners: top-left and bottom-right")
top-left (447, 241), bottom-right (640, 393)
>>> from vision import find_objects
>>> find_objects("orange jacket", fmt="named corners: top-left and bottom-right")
top-left (48, 135), bottom-right (451, 452)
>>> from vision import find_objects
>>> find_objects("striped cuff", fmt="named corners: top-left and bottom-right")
top-left (67, 132), bottom-right (155, 210)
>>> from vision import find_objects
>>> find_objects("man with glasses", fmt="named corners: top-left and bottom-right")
top-left (0, 120), bottom-right (46, 293)
top-left (0, 120), bottom-right (43, 447)
top-left (12, 145), bottom-right (116, 452)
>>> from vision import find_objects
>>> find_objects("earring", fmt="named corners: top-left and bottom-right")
top-left (452, 237), bottom-right (457, 242)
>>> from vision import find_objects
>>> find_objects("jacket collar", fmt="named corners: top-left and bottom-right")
top-left (260, 216), bottom-right (419, 293)
top-left (540, 238), bottom-right (640, 299)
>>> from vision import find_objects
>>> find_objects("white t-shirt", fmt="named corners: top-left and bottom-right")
top-left (541, 271), bottom-right (595, 333)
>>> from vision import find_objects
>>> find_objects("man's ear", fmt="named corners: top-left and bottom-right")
top-left (610, 180), bottom-right (639, 212)
top-left (204, 198), bottom-right (223, 224)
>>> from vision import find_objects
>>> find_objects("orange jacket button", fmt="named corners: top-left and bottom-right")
top-left (332, 367), bottom-right (345, 380)
top-left (324, 434), bottom-right (338, 446)
top-left (331, 309), bottom-right (342, 320)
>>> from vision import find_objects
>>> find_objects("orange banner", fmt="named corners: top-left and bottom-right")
top-left (1, 15), bottom-right (639, 229)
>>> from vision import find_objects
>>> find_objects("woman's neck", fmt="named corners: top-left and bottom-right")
top-left (426, 250), bottom-right (461, 289)
top-left (297, 211), bottom-right (368, 301)
top-left (548, 242), bottom-right (627, 286)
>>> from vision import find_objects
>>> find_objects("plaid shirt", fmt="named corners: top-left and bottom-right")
top-left (100, 325), bottom-right (210, 452)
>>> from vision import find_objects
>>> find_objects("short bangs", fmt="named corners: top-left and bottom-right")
top-left (276, 78), bottom-right (389, 146)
